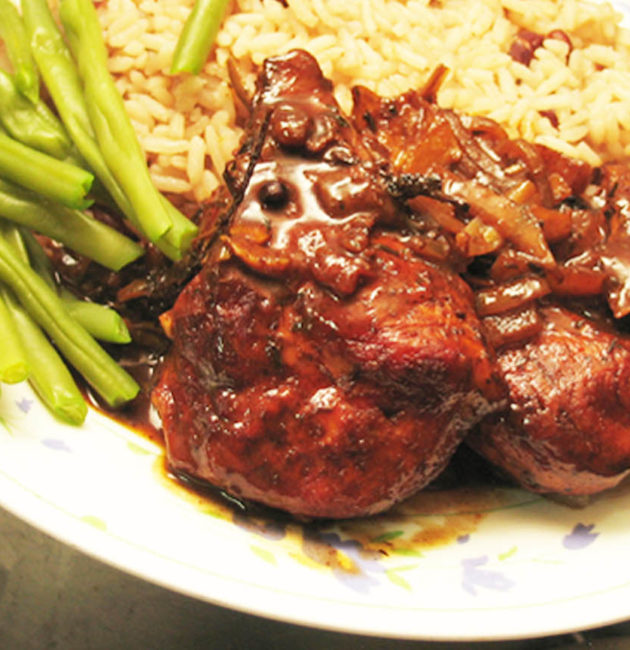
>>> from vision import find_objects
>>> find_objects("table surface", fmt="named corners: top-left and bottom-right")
top-left (1, 506), bottom-right (629, 650)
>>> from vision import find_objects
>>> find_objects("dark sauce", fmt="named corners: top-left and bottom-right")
top-left (91, 343), bottom-right (524, 572)
top-left (83, 345), bottom-right (165, 446)
top-left (161, 445), bottom-right (529, 572)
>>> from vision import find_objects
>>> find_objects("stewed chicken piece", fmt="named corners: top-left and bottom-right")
top-left (152, 50), bottom-right (503, 518)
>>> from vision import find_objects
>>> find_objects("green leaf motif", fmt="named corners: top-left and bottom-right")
top-left (498, 546), bottom-right (518, 561)
top-left (385, 568), bottom-right (414, 591)
top-left (372, 530), bottom-right (404, 543)
top-left (80, 514), bottom-right (107, 531)
top-left (250, 545), bottom-right (277, 566)
top-left (0, 413), bottom-right (11, 434)
top-left (392, 548), bottom-right (424, 558)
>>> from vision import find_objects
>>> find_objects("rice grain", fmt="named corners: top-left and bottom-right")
top-left (95, 0), bottom-right (630, 202)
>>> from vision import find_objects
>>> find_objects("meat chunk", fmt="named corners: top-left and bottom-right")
top-left (468, 306), bottom-right (630, 495)
top-left (155, 242), bottom-right (500, 518)
top-left (152, 49), bottom-right (630, 515)
top-left (349, 75), bottom-right (630, 498)
top-left (152, 50), bottom-right (503, 518)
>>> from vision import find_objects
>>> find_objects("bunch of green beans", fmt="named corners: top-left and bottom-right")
top-left (0, 0), bottom-right (223, 424)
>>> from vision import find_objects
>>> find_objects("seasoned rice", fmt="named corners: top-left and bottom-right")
top-left (96, 0), bottom-right (630, 202)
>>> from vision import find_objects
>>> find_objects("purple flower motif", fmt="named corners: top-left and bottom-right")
top-left (232, 513), bottom-right (287, 541)
top-left (563, 523), bottom-right (599, 550)
top-left (457, 534), bottom-right (470, 544)
top-left (317, 531), bottom-right (384, 593)
top-left (15, 398), bottom-right (33, 414)
top-left (42, 438), bottom-right (72, 453)
top-left (462, 555), bottom-right (515, 596)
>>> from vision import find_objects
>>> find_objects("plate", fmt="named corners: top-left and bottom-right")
top-left (4, 1), bottom-right (630, 642)
top-left (2, 379), bottom-right (630, 641)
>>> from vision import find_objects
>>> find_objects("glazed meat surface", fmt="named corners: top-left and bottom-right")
top-left (152, 50), bottom-right (503, 518)
top-left (351, 76), bottom-right (630, 498)
top-left (469, 306), bottom-right (630, 494)
top-left (151, 49), bottom-right (630, 517)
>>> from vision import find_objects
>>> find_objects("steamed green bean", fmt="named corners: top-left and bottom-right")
top-left (0, 288), bottom-right (28, 384)
top-left (0, 129), bottom-right (93, 209)
top-left (0, 228), bottom-right (139, 407)
top-left (63, 299), bottom-right (131, 344)
top-left (59, 0), bottom-right (198, 259)
top-left (2, 284), bottom-right (87, 425)
top-left (0, 179), bottom-right (142, 270)
top-left (0, 0), bottom-right (39, 104)
top-left (0, 68), bottom-right (72, 159)
top-left (170, 0), bottom-right (231, 75)
top-left (21, 0), bottom-right (137, 223)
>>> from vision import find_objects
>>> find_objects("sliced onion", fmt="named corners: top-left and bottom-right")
top-left (408, 194), bottom-right (463, 233)
top-left (419, 64), bottom-right (449, 104)
top-left (546, 265), bottom-right (607, 296)
top-left (530, 204), bottom-right (572, 243)
top-left (490, 249), bottom-right (539, 282)
top-left (482, 304), bottom-right (543, 348)
top-left (455, 217), bottom-right (504, 257)
top-left (445, 179), bottom-right (555, 267)
top-left (475, 276), bottom-right (551, 316)
top-left (407, 232), bottom-right (451, 262)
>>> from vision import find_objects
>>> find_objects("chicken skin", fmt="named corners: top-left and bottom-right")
top-left (151, 49), bottom-right (630, 517)
top-left (152, 50), bottom-right (503, 518)
top-left (349, 71), bottom-right (630, 499)
top-left (469, 306), bottom-right (630, 494)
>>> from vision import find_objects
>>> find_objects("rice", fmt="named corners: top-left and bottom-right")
top-left (96, 0), bottom-right (630, 202)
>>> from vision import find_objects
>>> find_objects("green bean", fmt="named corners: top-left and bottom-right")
top-left (0, 225), bottom-right (85, 422)
top-left (0, 180), bottom-right (142, 270)
top-left (16, 228), bottom-right (131, 344)
top-left (0, 68), bottom-right (72, 159)
top-left (1, 284), bottom-right (87, 424)
top-left (170, 0), bottom-right (231, 75)
top-left (0, 0), bottom-right (39, 104)
top-left (0, 227), bottom-right (139, 407)
top-left (21, 0), bottom-right (137, 223)
top-left (62, 299), bottom-right (131, 344)
top-left (0, 129), bottom-right (93, 209)
top-left (58, 0), bottom-right (198, 259)
top-left (0, 288), bottom-right (28, 384)
top-left (161, 194), bottom-right (199, 258)
top-left (16, 227), bottom-right (54, 287)
top-left (2, 220), bottom-right (30, 263)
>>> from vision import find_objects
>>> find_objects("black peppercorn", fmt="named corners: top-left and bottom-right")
top-left (259, 180), bottom-right (289, 210)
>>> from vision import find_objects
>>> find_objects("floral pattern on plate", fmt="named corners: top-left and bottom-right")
top-left (2, 380), bottom-right (630, 640)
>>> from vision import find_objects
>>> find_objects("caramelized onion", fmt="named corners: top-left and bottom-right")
top-left (482, 305), bottom-right (543, 348)
top-left (227, 56), bottom-right (252, 117)
top-left (408, 194), bottom-right (463, 233)
top-left (530, 204), bottom-right (572, 243)
top-left (489, 249), bottom-right (538, 283)
top-left (506, 179), bottom-right (537, 204)
top-left (419, 64), bottom-right (449, 104)
top-left (508, 140), bottom-right (554, 208)
top-left (475, 276), bottom-right (551, 316)
top-left (407, 232), bottom-right (451, 262)
top-left (455, 217), bottom-right (504, 257)
top-left (225, 235), bottom-right (290, 274)
top-left (442, 111), bottom-right (515, 189)
top-left (445, 179), bottom-right (555, 267)
top-left (546, 265), bottom-right (607, 296)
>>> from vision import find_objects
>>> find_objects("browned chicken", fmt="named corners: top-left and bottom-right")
top-left (140, 49), bottom-right (630, 517)
top-left (152, 50), bottom-right (504, 518)
top-left (351, 72), bottom-right (630, 497)
top-left (469, 306), bottom-right (630, 494)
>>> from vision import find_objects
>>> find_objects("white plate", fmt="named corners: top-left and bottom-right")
top-left (2, 380), bottom-right (630, 641)
top-left (4, 1), bottom-right (630, 641)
